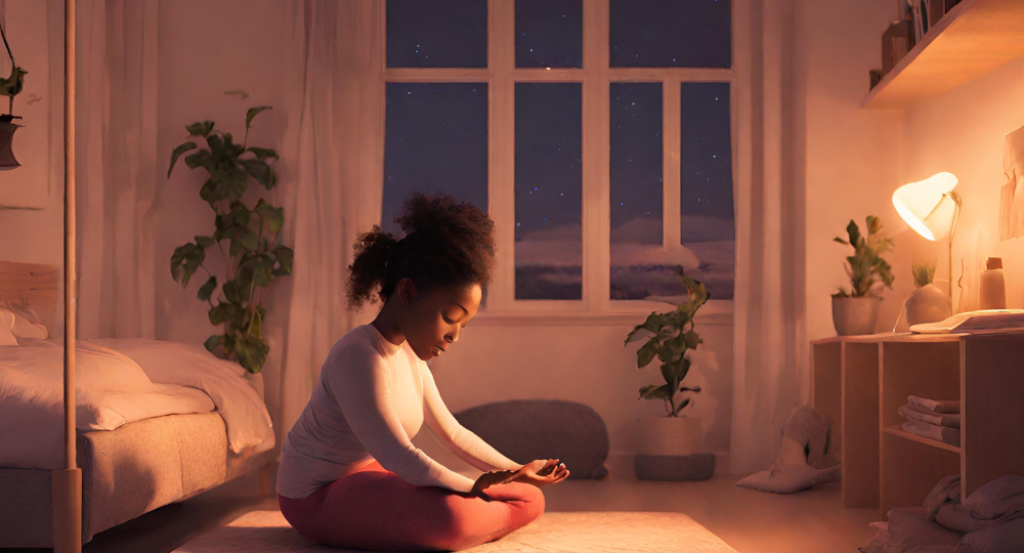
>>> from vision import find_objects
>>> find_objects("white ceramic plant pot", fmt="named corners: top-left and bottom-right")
top-left (905, 283), bottom-right (951, 327)
top-left (832, 296), bottom-right (881, 336)
top-left (638, 415), bottom-right (702, 456)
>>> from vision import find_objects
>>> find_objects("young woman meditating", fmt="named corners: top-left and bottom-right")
top-left (277, 193), bottom-right (569, 551)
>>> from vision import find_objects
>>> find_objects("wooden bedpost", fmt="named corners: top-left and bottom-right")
top-left (52, 0), bottom-right (82, 551)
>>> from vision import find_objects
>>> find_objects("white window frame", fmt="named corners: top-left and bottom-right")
top-left (379, 0), bottom-right (748, 326)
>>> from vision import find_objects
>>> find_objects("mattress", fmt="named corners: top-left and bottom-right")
top-left (0, 413), bottom-right (274, 547)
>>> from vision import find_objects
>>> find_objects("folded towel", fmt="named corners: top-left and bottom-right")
top-left (903, 420), bottom-right (961, 447)
top-left (899, 404), bottom-right (961, 428)
top-left (908, 395), bottom-right (960, 414)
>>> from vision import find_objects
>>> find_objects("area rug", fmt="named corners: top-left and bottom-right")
top-left (173, 510), bottom-right (738, 553)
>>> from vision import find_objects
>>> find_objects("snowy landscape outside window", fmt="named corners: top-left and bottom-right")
top-left (382, 0), bottom-right (736, 312)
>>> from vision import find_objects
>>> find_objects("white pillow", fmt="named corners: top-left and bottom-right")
top-left (0, 309), bottom-right (18, 346)
top-left (1, 303), bottom-right (49, 343)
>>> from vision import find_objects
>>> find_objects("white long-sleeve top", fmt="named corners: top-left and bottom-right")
top-left (276, 324), bottom-right (521, 499)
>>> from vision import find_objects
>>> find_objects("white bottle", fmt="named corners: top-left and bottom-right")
top-left (979, 257), bottom-right (1007, 311)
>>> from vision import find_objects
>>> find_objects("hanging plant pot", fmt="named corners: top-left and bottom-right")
top-left (0, 116), bottom-right (22, 169)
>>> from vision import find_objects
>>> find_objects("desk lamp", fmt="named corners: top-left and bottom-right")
top-left (892, 172), bottom-right (962, 312)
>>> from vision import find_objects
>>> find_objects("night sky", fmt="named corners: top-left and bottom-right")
top-left (383, 0), bottom-right (734, 298)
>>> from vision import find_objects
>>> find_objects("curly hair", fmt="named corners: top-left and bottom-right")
top-left (346, 193), bottom-right (496, 311)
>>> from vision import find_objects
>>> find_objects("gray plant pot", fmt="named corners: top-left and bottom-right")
top-left (832, 296), bottom-right (881, 336)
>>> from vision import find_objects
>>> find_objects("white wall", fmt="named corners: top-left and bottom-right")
top-left (799, 0), bottom-right (902, 341)
top-left (895, 58), bottom-right (1024, 313)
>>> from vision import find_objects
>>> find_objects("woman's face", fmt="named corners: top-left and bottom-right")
top-left (396, 279), bottom-right (482, 362)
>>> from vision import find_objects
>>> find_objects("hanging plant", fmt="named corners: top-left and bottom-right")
top-left (0, 16), bottom-right (26, 168)
top-left (167, 105), bottom-right (293, 374)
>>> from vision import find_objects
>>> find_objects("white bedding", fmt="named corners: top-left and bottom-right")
top-left (0, 339), bottom-right (274, 470)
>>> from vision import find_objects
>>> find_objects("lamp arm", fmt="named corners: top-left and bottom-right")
top-left (947, 191), bottom-right (962, 313)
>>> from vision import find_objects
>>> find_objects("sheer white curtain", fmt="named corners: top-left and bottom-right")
top-left (730, 0), bottom-right (808, 474)
top-left (75, 0), bottom-right (159, 339)
top-left (267, 0), bottom-right (385, 446)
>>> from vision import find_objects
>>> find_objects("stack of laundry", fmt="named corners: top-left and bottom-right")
top-left (898, 395), bottom-right (961, 447)
top-left (861, 474), bottom-right (1024, 553)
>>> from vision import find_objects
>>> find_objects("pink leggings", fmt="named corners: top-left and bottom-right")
top-left (278, 460), bottom-right (545, 551)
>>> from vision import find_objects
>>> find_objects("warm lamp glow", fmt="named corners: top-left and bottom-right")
top-left (891, 172), bottom-right (959, 241)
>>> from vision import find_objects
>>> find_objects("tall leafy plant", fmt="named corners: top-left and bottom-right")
top-left (624, 268), bottom-right (708, 418)
top-left (167, 106), bottom-right (292, 373)
top-left (832, 216), bottom-right (894, 298)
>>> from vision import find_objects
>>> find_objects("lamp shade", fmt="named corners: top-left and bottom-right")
top-left (892, 172), bottom-right (959, 241)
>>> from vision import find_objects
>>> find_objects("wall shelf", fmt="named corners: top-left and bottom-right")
top-left (881, 425), bottom-right (960, 454)
top-left (862, 0), bottom-right (1024, 110)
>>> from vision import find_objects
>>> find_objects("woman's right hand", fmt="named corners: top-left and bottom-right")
top-left (471, 469), bottom-right (517, 496)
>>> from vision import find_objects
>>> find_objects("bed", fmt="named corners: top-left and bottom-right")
top-left (0, 261), bottom-right (276, 548)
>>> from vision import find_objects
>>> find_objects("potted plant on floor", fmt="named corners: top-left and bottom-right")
top-left (625, 267), bottom-right (714, 481)
top-left (831, 216), bottom-right (894, 336)
top-left (167, 104), bottom-right (292, 374)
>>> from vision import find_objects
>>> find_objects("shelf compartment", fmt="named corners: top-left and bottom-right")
top-left (882, 424), bottom-right (961, 454)
top-left (881, 431), bottom-right (961, 520)
top-left (862, 0), bottom-right (1024, 109)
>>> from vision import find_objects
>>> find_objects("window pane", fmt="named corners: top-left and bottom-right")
top-left (387, 0), bottom-right (487, 68)
top-left (515, 83), bottom-right (582, 300)
top-left (610, 0), bottom-right (731, 68)
top-left (681, 82), bottom-right (734, 300)
top-left (383, 83), bottom-right (488, 236)
top-left (516, 0), bottom-right (582, 68)
top-left (610, 83), bottom-right (675, 300)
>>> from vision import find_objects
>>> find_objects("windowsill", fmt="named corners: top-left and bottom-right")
top-left (470, 300), bottom-right (734, 327)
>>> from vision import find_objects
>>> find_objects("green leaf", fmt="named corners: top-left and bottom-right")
top-left (660, 362), bottom-right (679, 388)
top-left (197, 276), bottom-right (217, 301)
top-left (233, 332), bottom-right (269, 374)
top-left (199, 179), bottom-right (220, 205)
top-left (185, 120), bottom-right (215, 137)
top-left (223, 89), bottom-right (249, 99)
top-left (241, 230), bottom-right (259, 252)
top-left (246, 106), bottom-right (272, 129)
top-left (683, 329), bottom-right (702, 350)
top-left (247, 147), bottom-right (279, 162)
top-left (239, 159), bottom-right (271, 187)
top-left (209, 302), bottom-right (241, 325)
top-left (636, 340), bottom-right (660, 368)
top-left (185, 150), bottom-right (213, 172)
top-left (638, 384), bottom-right (672, 401)
top-left (168, 142), bottom-right (197, 178)
top-left (672, 398), bottom-right (692, 415)
top-left (195, 236), bottom-right (216, 248)
top-left (679, 386), bottom-right (702, 393)
top-left (249, 308), bottom-right (263, 338)
top-left (254, 256), bottom-right (275, 286)
top-left (224, 170), bottom-right (248, 202)
top-left (230, 201), bottom-right (252, 226)
top-left (222, 280), bottom-right (245, 304)
top-left (273, 246), bottom-right (293, 275)
top-left (624, 326), bottom-right (654, 345)
top-left (203, 334), bottom-right (223, 353)
top-left (256, 204), bottom-right (284, 234)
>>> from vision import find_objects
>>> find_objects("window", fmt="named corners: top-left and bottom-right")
top-left (383, 0), bottom-right (739, 313)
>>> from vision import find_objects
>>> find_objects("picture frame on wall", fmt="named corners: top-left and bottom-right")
top-left (0, 1), bottom-right (52, 210)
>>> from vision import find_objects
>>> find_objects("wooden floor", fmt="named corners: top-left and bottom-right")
top-left (14, 466), bottom-right (879, 553)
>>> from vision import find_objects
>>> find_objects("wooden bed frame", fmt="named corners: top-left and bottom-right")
top-left (1, 6), bottom-right (269, 550)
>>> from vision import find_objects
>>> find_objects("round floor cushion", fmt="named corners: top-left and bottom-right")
top-left (454, 400), bottom-right (610, 480)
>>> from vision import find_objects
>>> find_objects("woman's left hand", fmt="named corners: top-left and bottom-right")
top-left (511, 459), bottom-right (569, 487)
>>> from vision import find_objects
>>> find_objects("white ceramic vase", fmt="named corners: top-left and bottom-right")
top-left (831, 296), bottom-right (881, 336)
top-left (905, 283), bottom-right (951, 326)
top-left (638, 415), bottom-right (702, 456)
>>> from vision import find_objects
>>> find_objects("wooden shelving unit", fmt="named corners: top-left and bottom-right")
top-left (812, 332), bottom-right (1024, 521)
top-left (862, 0), bottom-right (1024, 109)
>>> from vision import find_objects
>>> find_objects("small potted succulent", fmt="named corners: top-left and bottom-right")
top-left (832, 216), bottom-right (894, 336)
top-left (0, 23), bottom-right (26, 168)
top-left (905, 259), bottom-right (949, 326)
top-left (625, 267), bottom-right (714, 480)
